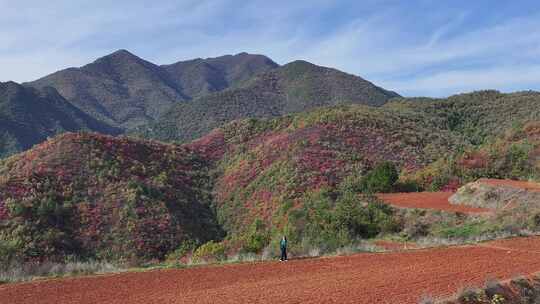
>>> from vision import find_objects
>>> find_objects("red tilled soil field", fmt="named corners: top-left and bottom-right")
top-left (377, 192), bottom-right (490, 214)
top-left (478, 178), bottom-right (540, 192)
top-left (4, 236), bottom-right (540, 304)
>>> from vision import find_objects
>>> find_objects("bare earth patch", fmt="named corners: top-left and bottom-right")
top-left (449, 178), bottom-right (540, 209)
top-left (377, 192), bottom-right (490, 214)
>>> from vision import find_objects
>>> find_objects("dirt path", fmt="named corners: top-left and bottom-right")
top-left (377, 192), bottom-right (490, 214)
top-left (4, 236), bottom-right (540, 304)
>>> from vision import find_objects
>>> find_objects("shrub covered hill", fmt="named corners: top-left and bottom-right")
top-left (0, 82), bottom-right (120, 158)
top-left (186, 105), bottom-right (465, 250)
top-left (0, 104), bottom-right (460, 263)
top-left (136, 60), bottom-right (400, 142)
top-left (385, 90), bottom-right (540, 145)
top-left (385, 90), bottom-right (540, 191)
top-left (407, 120), bottom-right (540, 191)
top-left (0, 133), bottom-right (222, 263)
top-left (3, 90), bottom-right (540, 264)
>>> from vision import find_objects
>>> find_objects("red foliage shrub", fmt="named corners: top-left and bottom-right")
top-left (187, 129), bottom-right (227, 161)
top-left (440, 179), bottom-right (461, 192)
top-left (0, 200), bottom-right (8, 220)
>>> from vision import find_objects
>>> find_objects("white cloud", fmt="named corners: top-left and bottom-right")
top-left (0, 1), bottom-right (209, 81)
top-left (298, 11), bottom-right (540, 75)
top-left (0, 0), bottom-right (538, 97)
top-left (381, 65), bottom-right (540, 97)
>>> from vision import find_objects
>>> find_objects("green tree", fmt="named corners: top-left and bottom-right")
top-left (334, 193), bottom-right (397, 239)
top-left (242, 218), bottom-right (270, 253)
top-left (360, 162), bottom-right (399, 193)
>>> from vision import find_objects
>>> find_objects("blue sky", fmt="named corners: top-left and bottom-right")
top-left (1, 0), bottom-right (539, 97)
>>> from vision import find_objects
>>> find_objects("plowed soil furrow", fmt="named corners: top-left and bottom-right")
top-left (4, 237), bottom-right (540, 304)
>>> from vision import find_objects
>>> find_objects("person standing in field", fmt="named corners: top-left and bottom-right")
top-left (280, 236), bottom-right (288, 261)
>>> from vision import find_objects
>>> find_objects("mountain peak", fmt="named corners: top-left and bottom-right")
top-left (108, 49), bottom-right (137, 58)
top-left (287, 59), bottom-right (313, 65)
top-left (197, 52), bottom-right (279, 68)
top-left (230, 52), bottom-right (264, 59)
top-left (281, 60), bottom-right (321, 72)
top-left (84, 49), bottom-right (152, 73)
top-left (1, 80), bottom-right (22, 88)
top-left (1, 80), bottom-right (20, 85)
top-left (160, 52), bottom-right (279, 99)
top-left (93, 49), bottom-right (143, 65)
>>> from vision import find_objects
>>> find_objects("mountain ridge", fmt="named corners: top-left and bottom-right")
top-left (27, 50), bottom-right (280, 130)
top-left (139, 59), bottom-right (401, 142)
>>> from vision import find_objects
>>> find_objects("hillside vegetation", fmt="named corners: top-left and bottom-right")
top-left (185, 105), bottom-right (464, 253)
top-left (0, 51), bottom-right (540, 266)
top-left (0, 104), bottom-right (461, 265)
top-left (5, 93), bottom-right (540, 265)
top-left (449, 179), bottom-right (540, 209)
top-left (0, 133), bottom-right (222, 264)
top-left (28, 51), bottom-right (278, 129)
top-left (407, 121), bottom-right (540, 191)
top-left (137, 60), bottom-right (400, 142)
top-left (385, 90), bottom-right (540, 144)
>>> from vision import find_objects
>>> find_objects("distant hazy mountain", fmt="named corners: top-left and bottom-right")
top-left (28, 50), bottom-right (279, 129)
top-left (139, 60), bottom-right (401, 142)
top-left (0, 81), bottom-right (120, 158)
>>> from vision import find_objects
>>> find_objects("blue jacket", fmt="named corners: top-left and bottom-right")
top-left (280, 239), bottom-right (287, 250)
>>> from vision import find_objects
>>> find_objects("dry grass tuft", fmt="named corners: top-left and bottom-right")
top-left (0, 260), bottom-right (121, 284)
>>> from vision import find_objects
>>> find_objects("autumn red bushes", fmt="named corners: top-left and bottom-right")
top-left (3, 104), bottom-right (531, 266)
top-left (408, 122), bottom-right (540, 191)
top-left (195, 106), bottom-right (462, 253)
top-left (0, 132), bottom-right (222, 265)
